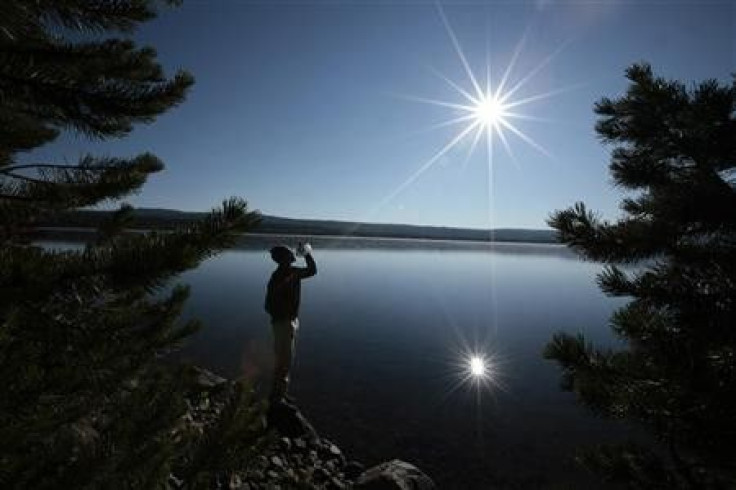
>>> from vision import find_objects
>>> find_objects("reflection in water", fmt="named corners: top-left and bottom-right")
top-left (442, 344), bottom-right (505, 405)
top-left (469, 355), bottom-right (486, 377)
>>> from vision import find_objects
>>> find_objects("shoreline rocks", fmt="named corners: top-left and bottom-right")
top-left (177, 368), bottom-right (435, 489)
top-left (355, 460), bottom-right (435, 490)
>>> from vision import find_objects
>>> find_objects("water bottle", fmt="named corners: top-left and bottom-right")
top-left (296, 241), bottom-right (312, 257)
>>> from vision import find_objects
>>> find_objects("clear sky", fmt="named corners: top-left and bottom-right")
top-left (25, 0), bottom-right (735, 229)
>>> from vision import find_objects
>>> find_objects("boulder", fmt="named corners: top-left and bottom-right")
top-left (266, 399), bottom-right (318, 439)
top-left (192, 367), bottom-right (227, 389)
top-left (355, 460), bottom-right (435, 490)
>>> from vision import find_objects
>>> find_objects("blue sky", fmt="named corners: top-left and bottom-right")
top-left (26, 0), bottom-right (735, 228)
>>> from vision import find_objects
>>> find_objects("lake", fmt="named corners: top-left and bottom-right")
top-left (43, 235), bottom-right (634, 488)
top-left (170, 236), bottom-right (634, 489)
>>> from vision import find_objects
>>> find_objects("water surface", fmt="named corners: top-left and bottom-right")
top-left (170, 237), bottom-right (633, 489)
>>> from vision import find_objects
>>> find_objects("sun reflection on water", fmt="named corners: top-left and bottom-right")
top-left (440, 342), bottom-right (506, 403)
top-left (469, 354), bottom-right (488, 378)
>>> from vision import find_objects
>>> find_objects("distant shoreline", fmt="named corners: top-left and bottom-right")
top-left (34, 227), bottom-right (560, 247)
top-left (36, 208), bottom-right (559, 245)
top-left (34, 228), bottom-right (573, 259)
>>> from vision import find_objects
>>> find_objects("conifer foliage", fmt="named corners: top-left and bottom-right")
top-left (1, 1), bottom-right (263, 487)
top-left (545, 64), bottom-right (736, 488)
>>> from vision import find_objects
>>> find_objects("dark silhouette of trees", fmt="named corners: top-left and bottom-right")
top-left (1, 1), bottom-right (262, 487)
top-left (545, 63), bottom-right (736, 488)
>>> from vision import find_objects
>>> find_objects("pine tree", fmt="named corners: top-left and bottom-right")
top-left (1, 1), bottom-right (264, 487)
top-left (544, 64), bottom-right (736, 489)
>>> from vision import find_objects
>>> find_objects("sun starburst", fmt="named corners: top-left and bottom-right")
top-left (378, 4), bottom-right (578, 214)
top-left (474, 94), bottom-right (508, 128)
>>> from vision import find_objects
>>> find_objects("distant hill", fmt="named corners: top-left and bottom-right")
top-left (39, 208), bottom-right (558, 244)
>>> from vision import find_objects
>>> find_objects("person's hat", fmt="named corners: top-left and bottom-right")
top-left (270, 245), bottom-right (293, 264)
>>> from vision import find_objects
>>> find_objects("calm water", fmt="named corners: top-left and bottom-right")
top-left (171, 236), bottom-right (633, 489)
top-left (45, 236), bottom-right (633, 488)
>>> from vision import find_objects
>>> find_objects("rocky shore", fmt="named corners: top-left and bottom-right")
top-left (171, 368), bottom-right (436, 489)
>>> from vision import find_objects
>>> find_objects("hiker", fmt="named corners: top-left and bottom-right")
top-left (265, 242), bottom-right (317, 402)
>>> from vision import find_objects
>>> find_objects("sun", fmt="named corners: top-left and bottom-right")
top-left (473, 94), bottom-right (508, 128)
top-left (376, 4), bottom-right (576, 213)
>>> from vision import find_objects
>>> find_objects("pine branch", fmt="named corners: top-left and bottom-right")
top-left (0, 54), bottom-right (194, 138)
top-left (0, 1), bottom-right (180, 41)
top-left (596, 265), bottom-right (635, 297)
top-left (0, 198), bottom-right (261, 305)
top-left (0, 153), bottom-right (164, 216)
top-left (1, 163), bottom-right (132, 173)
top-left (544, 332), bottom-right (627, 417)
top-left (576, 443), bottom-right (678, 489)
top-left (548, 202), bottom-right (673, 263)
top-left (95, 203), bottom-right (134, 244)
top-left (1, 36), bottom-right (193, 144)
top-left (0, 112), bottom-right (59, 165)
top-left (96, 198), bottom-right (261, 292)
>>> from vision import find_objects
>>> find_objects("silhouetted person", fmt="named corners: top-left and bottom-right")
top-left (265, 243), bottom-right (317, 403)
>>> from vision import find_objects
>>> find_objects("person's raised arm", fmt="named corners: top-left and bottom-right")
top-left (303, 252), bottom-right (317, 278)
top-left (296, 242), bottom-right (317, 279)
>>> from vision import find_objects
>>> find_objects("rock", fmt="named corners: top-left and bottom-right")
top-left (65, 419), bottom-right (99, 451)
top-left (328, 443), bottom-right (342, 457)
top-left (279, 437), bottom-right (292, 451)
top-left (193, 367), bottom-right (226, 389)
top-left (344, 461), bottom-right (366, 480)
top-left (197, 397), bottom-right (211, 411)
top-left (266, 400), bottom-right (317, 439)
top-left (168, 473), bottom-right (184, 489)
top-left (228, 473), bottom-right (242, 489)
top-left (294, 437), bottom-right (307, 450)
top-left (355, 460), bottom-right (435, 490)
top-left (270, 455), bottom-right (284, 468)
top-left (314, 467), bottom-right (331, 482)
top-left (318, 439), bottom-right (344, 462)
top-left (328, 476), bottom-right (347, 489)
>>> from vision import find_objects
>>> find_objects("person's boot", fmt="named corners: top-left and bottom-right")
top-left (266, 398), bottom-right (317, 438)
top-left (268, 375), bottom-right (289, 405)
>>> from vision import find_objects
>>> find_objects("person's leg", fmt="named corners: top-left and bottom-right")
top-left (270, 318), bottom-right (298, 401)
